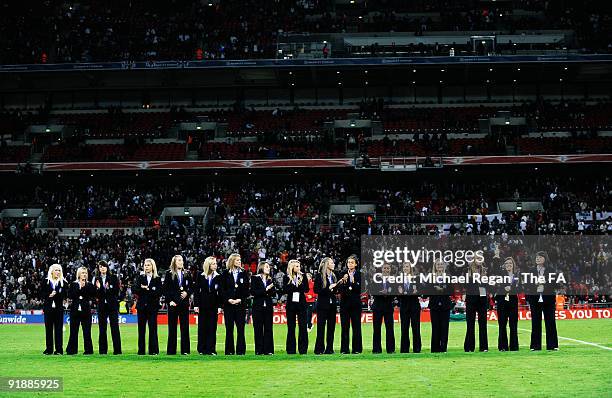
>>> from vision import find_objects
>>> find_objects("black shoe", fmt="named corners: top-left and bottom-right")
top-left (113, 352), bottom-right (122, 355)
top-left (138, 352), bottom-right (145, 355)
top-left (43, 350), bottom-right (52, 355)
top-left (83, 352), bottom-right (93, 355)
top-left (53, 351), bottom-right (63, 355)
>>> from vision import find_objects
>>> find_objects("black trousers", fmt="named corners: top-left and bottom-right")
top-left (224, 305), bottom-right (246, 355)
top-left (137, 309), bottom-right (159, 355)
top-left (464, 299), bottom-right (488, 352)
top-left (340, 302), bottom-right (362, 353)
top-left (252, 306), bottom-right (274, 355)
top-left (530, 300), bottom-right (558, 350)
top-left (372, 307), bottom-right (395, 353)
top-left (314, 306), bottom-right (336, 354)
top-left (66, 310), bottom-right (93, 354)
top-left (400, 306), bottom-right (421, 353)
top-left (44, 307), bottom-right (63, 354)
top-left (98, 306), bottom-right (122, 354)
top-left (167, 304), bottom-right (190, 354)
top-left (306, 302), bottom-right (315, 329)
top-left (497, 300), bottom-right (519, 351)
top-left (430, 309), bottom-right (450, 353)
top-left (286, 307), bottom-right (308, 354)
top-left (197, 308), bottom-right (218, 354)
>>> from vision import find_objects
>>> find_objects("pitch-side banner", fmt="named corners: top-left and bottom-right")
top-left (2, 309), bottom-right (611, 325)
top-left (361, 235), bottom-right (611, 296)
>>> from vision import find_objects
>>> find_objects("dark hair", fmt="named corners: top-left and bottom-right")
top-left (346, 254), bottom-right (359, 268)
top-left (96, 260), bottom-right (110, 276)
top-left (535, 251), bottom-right (549, 265)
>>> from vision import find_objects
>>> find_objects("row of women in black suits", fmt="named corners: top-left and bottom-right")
top-left (45, 254), bottom-right (558, 355)
top-left (42, 261), bottom-right (121, 355)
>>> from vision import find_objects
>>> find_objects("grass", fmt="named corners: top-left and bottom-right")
top-left (0, 319), bottom-right (610, 397)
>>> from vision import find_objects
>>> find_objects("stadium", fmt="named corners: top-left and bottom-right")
top-left (0, 1), bottom-right (611, 397)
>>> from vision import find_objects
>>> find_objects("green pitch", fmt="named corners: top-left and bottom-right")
top-left (0, 319), bottom-right (610, 397)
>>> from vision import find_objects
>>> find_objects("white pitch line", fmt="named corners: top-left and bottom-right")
top-left (487, 323), bottom-right (612, 351)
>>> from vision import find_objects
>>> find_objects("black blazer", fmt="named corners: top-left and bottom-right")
top-left (465, 276), bottom-right (489, 306)
top-left (372, 294), bottom-right (395, 312)
top-left (428, 280), bottom-right (453, 311)
top-left (398, 281), bottom-right (420, 311)
top-left (194, 272), bottom-right (222, 310)
top-left (338, 270), bottom-right (362, 307)
top-left (221, 268), bottom-right (250, 308)
top-left (68, 281), bottom-right (96, 313)
top-left (134, 274), bottom-right (162, 312)
top-left (283, 274), bottom-right (309, 311)
top-left (525, 265), bottom-right (557, 305)
top-left (250, 275), bottom-right (276, 311)
top-left (41, 279), bottom-right (67, 312)
top-left (163, 270), bottom-right (192, 308)
top-left (94, 274), bottom-right (120, 310)
top-left (313, 272), bottom-right (339, 311)
top-left (494, 271), bottom-right (520, 301)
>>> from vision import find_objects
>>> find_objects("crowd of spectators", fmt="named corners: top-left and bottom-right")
top-left (0, 172), bottom-right (609, 311)
top-left (0, 0), bottom-right (610, 64)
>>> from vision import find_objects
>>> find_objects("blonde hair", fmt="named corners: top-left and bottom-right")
top-left (143, 258), bottom-right (159, 278)
top-left (202, 256), bottom-right (217, 276)
top-left (432, 260), bottom-right (447, 274)
top-left (170, 255), bottom-right (183, 279)
top-left (318, 257), bottom-right (336, 288)
top-left (287, 259), bottom-right (303, 285)
top-left (226, 253), bottom-right (241, 271)
top-left (75, 266), bottom-right (89, 282)
top-left (47, 264), bottom-right (64, 287)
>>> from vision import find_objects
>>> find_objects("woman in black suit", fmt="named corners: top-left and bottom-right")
top-left (429, 261), bottom-right (452, 353)
top-left (221, 253), bottom-right (249, 355)
top-left (94, 260), bottom-right (122, 355)
top-left (495, 256), bottom-right (520, 351)
top-left (194, 256), bottom-right (222, 355)
top-left (134, 258), bottom-right (162, 355)
top-left (42, 263), bottom-right (66, 355)
top-left (338, 254), bottom-right (363, 354)
top-left (372, 263), bottom-right (396, 354)
top-left (464, 259), bottom-right (489, 352)
top-left (398, 262), bottom-right (421, 353)
top-left (284, 259), bottom-right (309, 354)
top-left (250, 261), bottom-right (276, 355)
top-left (66, 266), bottom-right (96, 355)
top-left (163, 254), bottom-right (192, 355)
top-left (314, 257), bottom-right (341, 355)
top-left (528, 251), bottom-right (559, 351)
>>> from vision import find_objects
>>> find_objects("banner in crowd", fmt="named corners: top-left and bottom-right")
top-left (2, 308), bottom-right (610, 325)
